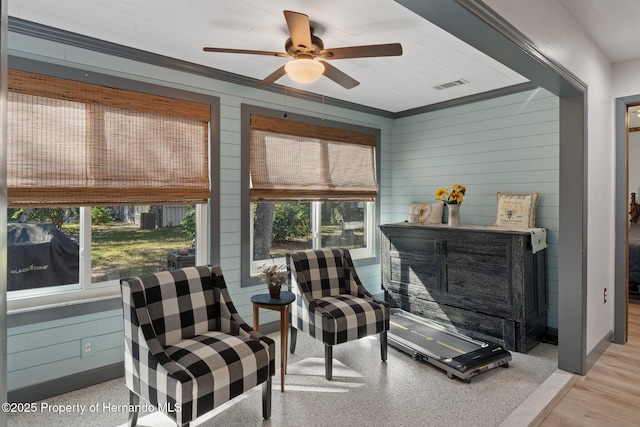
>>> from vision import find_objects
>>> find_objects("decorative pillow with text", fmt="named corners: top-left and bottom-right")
top-left (494, 192), bottom-right (539, 228)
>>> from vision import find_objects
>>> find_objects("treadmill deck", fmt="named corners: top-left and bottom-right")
top-left (388, 308), bottom-right (512, 382)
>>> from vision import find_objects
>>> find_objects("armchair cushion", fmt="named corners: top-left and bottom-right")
top-left (312, 294), bottom-right (388, 344)
top-left (164, 331), bottom-right (272, 412)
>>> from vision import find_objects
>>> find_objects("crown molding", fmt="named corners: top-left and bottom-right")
top-left (8, 16), bottom-right (545, 120)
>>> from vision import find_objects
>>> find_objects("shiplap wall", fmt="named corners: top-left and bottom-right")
top-left (6, 32), bottom-right (557, 396)
top-left (390, 88), bottom-right (560, 329)
top-left (6, 32), bottom-right (393, 393)
top-left (7, 307), bottom-right (123, 392)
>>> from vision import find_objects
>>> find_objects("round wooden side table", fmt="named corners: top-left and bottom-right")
top-left (251, 291), bottom-right (296, 392)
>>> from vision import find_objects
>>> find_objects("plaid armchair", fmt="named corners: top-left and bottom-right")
top-left (287, 248), bottom-right (389, 380)
top-left (120, 265), bottom-right (275, 427)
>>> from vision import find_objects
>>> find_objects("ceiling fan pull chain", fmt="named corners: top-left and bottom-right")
top-left (284, 84), bottom-right (288, 118)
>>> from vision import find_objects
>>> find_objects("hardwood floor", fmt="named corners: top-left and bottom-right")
top-left (539, 302), bottom-right (640, 426)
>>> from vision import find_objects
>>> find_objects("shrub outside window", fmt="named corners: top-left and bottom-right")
top-left (250, 201), bottom-right (372, 274)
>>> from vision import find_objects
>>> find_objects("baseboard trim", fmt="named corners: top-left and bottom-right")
top-left (8, 362), bottom-right (124, 403)
top-left (258, 320), bottom-right (281, 335)
top-left (586, 330), bottom-right (613, 371)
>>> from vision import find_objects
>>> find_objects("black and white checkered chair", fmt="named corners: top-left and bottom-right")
top-left (287, 248), bottom-right (389, 380)
top-left (120, 265), bottom-right (275, 427)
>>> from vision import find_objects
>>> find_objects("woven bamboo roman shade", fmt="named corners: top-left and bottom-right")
top-left (6, 69), bottom-right (211, 206)
top-left (250, 114), bottom-right (377, 201)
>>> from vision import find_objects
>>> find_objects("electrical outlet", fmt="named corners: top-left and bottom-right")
top-left (81, 337), bottom-right (95, 358)
top-left (603, 287), bottom-right (607, 303)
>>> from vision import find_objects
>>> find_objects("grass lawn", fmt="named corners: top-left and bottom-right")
top-left (60, 222), bottom-right (363, 282)
top-left (64, 221), bottom-right (192, 282)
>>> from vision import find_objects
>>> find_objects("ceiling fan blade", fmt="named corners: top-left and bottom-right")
top-left (203, 47), bottom-right (289, 57)
top-left (256, 65), bottom-right (287, 87)
top-left (319, 43), bottom-right (403, 60)
top-left (284, 10), bottom-right (313, 52)
top-left (321, 62), bottom-right (359, 89)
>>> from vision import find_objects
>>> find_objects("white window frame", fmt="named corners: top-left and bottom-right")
top-left (7, 205), bottom-right (208, 309)
top-left (249, 201), bottom-right (374, 278)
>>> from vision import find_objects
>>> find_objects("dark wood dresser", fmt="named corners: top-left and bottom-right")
top-left (380, 223), bottom-right (547, 353)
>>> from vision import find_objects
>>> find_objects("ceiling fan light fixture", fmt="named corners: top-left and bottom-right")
top-left (285, 58), bottom-right (325, 84)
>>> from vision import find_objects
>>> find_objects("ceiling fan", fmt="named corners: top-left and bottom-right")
top-left (203, 10), bottom-right (403, 89)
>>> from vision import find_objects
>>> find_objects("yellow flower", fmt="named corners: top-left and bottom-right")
top-left (435, 184), bottom-right (467, 204)
top-left (452, 184), bottom-right (467, 193)
top-left (449, 192), bottom-right (464, 204)
top-left (435, 188), bottom-right (449, 201)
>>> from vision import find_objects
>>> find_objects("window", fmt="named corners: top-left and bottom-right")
top-left (6, 65), bottom-right (217, 300)
top-left (7, 205), bottom-right (201, 297)
top-left (242, 106), bottom-right (380, 286)
top-left (7, 207), bottom-right (82, 295)
top-left (250, 201), bottom-right (373, 273)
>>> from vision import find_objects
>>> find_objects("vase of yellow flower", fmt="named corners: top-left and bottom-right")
top-left (435, 184), bottom-right (467, 227)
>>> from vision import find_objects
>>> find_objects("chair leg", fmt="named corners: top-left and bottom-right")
top-left (380, 330), bottom-right (388, 362)
top-left (128, 391), bottom-right (139, 427)
top-left (290, 326), bottom-right (297, 353)
top-left (325, 344), bottom-right (333, 380)
top-left (262, 376), bottom-right (272, 420)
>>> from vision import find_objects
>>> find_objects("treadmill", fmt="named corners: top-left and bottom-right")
top-left (388, 308), bottom-right (512, 382)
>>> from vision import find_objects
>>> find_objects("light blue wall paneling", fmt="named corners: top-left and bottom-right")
top-left (8, 29), bottom-right (393, 317)
top-left (390, 88), bottom-right (559, 328)
top-left (354, 263), bottom-right (384, 299)
top-left (6, 30), bottom-right (557, 396)
top-left (7, 308), bottom-right (124, 391)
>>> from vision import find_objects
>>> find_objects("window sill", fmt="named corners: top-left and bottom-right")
top-left (7, 283), bottom-right (121, 315)
top-left (352, 254), bottom-right (379, 268)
